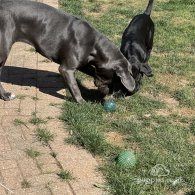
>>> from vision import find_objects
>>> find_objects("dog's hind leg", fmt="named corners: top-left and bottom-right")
top-left (0, 59), bottom-right (16, 101)
top-left (0, 36), bottom-right (15, 100)
top-left (0, 12), bottom-right (16, 100)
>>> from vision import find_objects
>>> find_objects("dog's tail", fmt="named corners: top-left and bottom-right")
top-left (144, 0), bottom-right (154, 15)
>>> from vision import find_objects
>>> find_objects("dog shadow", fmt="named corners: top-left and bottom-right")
top-left (2, 66), bottom-right (103, 102)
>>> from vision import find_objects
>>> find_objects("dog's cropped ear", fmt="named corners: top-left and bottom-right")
top-left (140, 63), bottom-right (153, 77)
top-left (115, 65), bottom-right (135, 92)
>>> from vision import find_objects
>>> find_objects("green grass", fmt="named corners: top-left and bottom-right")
top-left (59, 0), bottom-right (83, 16)
top-left (41, 59), bottom-right (51, 63)
top-left (21, 179), bottom-right (31, 188)
top-left (35, 128), bottom-right (54, 146)
top-left (25, 148), bottom-right (40, 159)
top-left (27, 47), bottom-right (36, 53)
top-left (172, 88), bottom-right (195, 108)
top-left (59, 0), bottom-right (195, 194)
top-left (13, 118), bottom-right (27, 126)
top-left (31, 96), bottom-right (39, 101)
top-left (57, 170), bottom-right (74, 181)
top-left (61, 101), bottom-right (115, 155)
top-left (16, 94), bottom-right (26, 100)
top-left (29, 113), bottom-right (46, 125)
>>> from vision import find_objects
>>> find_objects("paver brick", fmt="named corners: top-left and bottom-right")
top-left (1, 167), bottom-right (23, 189)
top-left (0, 186), bottom-right (7, 195)
top-left (75, 188), bottom-right (104, 195)
top-left (0, 135), bottom-right (11, 152)
top-left (0, 160), bottom-right (18, 170)
top-left (0, 149), bottom-right (26, 161)
top-left (28, 173), bottom-right (58, 187)
top-left (50, 182), bottom-right (74, 195)
top-left (3, 117), bottom-right (35, 142)
top-left (11, 55), bottom-right (25, 67)
top-left (20, 97), bottom-right (36, 115)
top-left (0, 101), bottom-right (4, 108)
top-left (17, 158), bottom-right (41, 178)
top-left (27, 143), bottom-right (51, 154)
top-left (36, 100), bottom-right (61, 118)
top-left (24, 53), bottom-right (38, 69)
top-left (41, 163), bottom-right (60, 174)
top-left (4, 98), bottom-right (20, 109)
top-left (5, 129), bottom-right (29, 150)
top-left (20, 87), bottom-right (37, 97)
top-left (37, 154), bottom-right (56, 165)
top-left (1, 116), bottom-right (21, 128)
top-left (13, 186), bottom-right (51, 195)
top-left (37, 63), bottom-right (59, 73)
top-left (0, 108), bottom-right (19, 117)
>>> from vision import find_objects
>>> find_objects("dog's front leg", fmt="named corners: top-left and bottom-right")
top-left (59, 65), bottom-right (85, 103)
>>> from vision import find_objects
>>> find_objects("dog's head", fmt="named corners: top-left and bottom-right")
top-left (111, 56), bottom-right (153, 97)
top-left (130, 56), bottom-right (153, 91)
top-left (94, 59), bottom-right (136, 96)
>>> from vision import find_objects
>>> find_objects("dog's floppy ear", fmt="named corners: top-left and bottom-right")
top-left (140, 63), bottom-right (153, 77)
top-left (115, 65), bottom-right (135, 92)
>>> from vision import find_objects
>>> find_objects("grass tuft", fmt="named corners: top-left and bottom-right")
top-left (13, 118), bottom-right (26, 126)
top-left (57, 170), bottom-right (74, 181)
top-left (29, 113), bottom-right (46, 125)
top-left (172, 88), bottom-right (195, 108)
top-left (21, 179), bottom-right (31, 188)
top-left (35, 128), bottom-right (54, 146)
top-left (25, 148), bottom-right (40, 159)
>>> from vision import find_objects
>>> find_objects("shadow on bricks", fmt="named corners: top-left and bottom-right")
top-left (2, 66), bottom-right (104, 102)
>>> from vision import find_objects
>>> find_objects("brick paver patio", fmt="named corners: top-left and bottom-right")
top-left (0, 0), bottom-right (104, 194)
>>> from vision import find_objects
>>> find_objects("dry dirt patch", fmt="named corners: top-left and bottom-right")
top-left (105, 131), bottom-right (125, 147)
top-left (155, 109), bottom-right (170, 116)
top-left (157, 74), bottom-right (189, 91)
top-left (157, 93), bottom-right (179, 106)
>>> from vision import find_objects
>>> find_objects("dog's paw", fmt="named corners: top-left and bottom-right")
top-left (1, 92), bottom-right (16, 101)
top-left (76, 98), bottom-right (86, 104)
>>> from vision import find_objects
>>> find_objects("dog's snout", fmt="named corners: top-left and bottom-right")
top-left (145, 71), bottom-right (153, 77)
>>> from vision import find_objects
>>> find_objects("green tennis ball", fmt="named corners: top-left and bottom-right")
top-left (116, 151), bottom-right (136, 168)
top-left (103, 100), bottom-right (116, 112)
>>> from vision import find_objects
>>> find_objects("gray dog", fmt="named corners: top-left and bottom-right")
top-left (120, 0), bottom-right (155, 95)
top-left (0, 0), bottom-right (135, 103)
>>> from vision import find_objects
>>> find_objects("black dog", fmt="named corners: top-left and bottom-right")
top-left (120, 0), bottom-right (155, 95)
top-left (0, 0), bottom-right (135, 103)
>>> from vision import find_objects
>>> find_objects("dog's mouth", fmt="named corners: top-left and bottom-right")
top-left (127, 72), bottom-right (143, 94)
top-left (95, 69), bottom-right (148, 98)
top-left (113, 71), bottom-right (143, 98)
